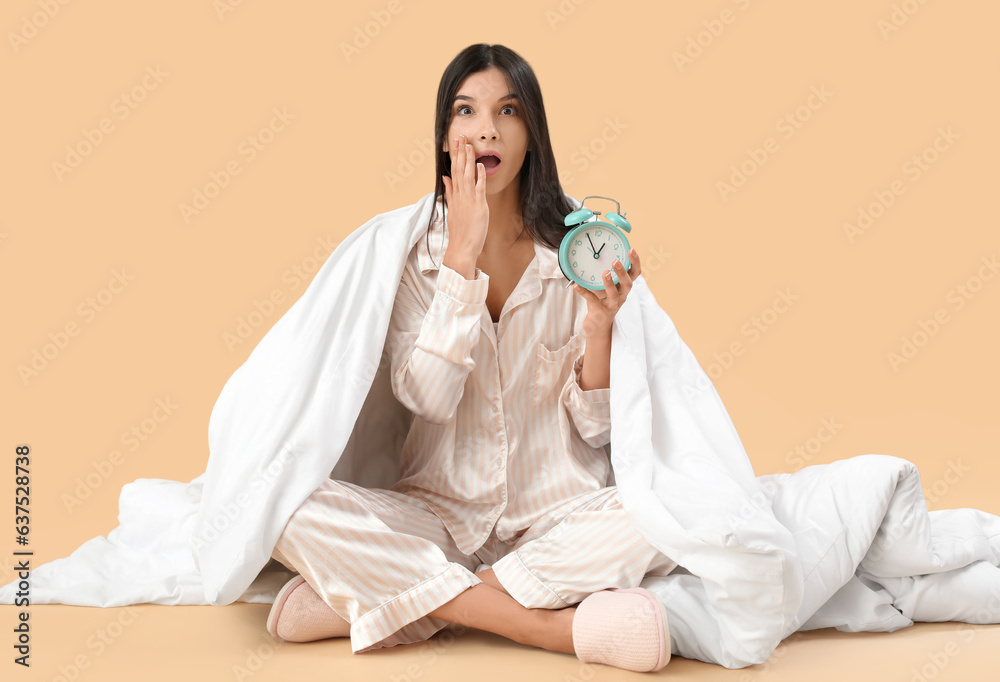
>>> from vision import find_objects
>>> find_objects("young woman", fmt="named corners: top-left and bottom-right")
top-left (264, 43), bottom-right (676, 673)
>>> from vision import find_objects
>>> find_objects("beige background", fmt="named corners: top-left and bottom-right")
top-left (2, 0), bottom-right (998, 680)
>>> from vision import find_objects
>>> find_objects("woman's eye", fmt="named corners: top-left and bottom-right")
top-left (456, 105), bottom-right (516, 115)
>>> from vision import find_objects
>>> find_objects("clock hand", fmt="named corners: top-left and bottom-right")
top-left (587, 233), bottom-right (598, 256)
top-left (596, 243), bottom-right (605, 258)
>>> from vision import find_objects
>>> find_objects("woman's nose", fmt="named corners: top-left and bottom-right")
top-left (480, 119), bottom-right (497, 140)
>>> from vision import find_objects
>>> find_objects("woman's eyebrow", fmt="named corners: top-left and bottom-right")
top-left (453, 93), bottom-right (519, 103)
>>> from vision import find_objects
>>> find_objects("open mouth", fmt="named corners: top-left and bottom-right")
top-left (476, 153), bottom-right (502, 176)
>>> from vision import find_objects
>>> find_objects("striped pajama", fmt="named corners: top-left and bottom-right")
top-left (270, 205), bottom-right (678, 652)
top-left (384, 207), bottom-right (621, 557)
top-left (271, 479), bottom-right (678, 653)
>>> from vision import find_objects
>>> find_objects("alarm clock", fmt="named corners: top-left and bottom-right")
top-left (558, 195), bottom-right (632, 291)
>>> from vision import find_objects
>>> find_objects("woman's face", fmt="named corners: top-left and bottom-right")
top-left (443, 66), bottom-right (530, 197)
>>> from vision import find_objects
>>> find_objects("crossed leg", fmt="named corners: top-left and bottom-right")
top-left (271, 480), bottom-right (671, 654)
top-left (428, 568), bottom-right (577, 654)
top-left (429, 485), bottom-right (676, 655)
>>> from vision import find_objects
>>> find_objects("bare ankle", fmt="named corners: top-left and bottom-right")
top-left (527, 607), bottom-right (576, 655)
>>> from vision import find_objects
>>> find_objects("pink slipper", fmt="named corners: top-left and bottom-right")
top-left (266, 575), bottom-right (352, 642)
top-left (572, 587), bottom-right (670, 672)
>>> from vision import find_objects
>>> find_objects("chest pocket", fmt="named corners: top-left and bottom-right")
top-left (530, 332), bottom-right (585, 409)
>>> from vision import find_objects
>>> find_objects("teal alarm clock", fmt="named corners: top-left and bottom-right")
top-left (558, 195), bottom-right (632, 291)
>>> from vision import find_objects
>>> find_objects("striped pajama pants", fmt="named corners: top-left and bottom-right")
top-left (270, 478), bottom-right (678, 653)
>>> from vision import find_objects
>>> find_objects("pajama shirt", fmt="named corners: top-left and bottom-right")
top-left (271, 209), bottom-right (678, 653)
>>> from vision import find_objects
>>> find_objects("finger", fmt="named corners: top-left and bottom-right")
top-left (603, 269), bottom-right (620, 303)
top-left (628, 248), bottom-right (641, 277)
top-left (613, 258), bottom-right (633, 290)
top-left (572, 283), bottom-right (596, 301)
top-left (455, 137), bottom-right (468, 190)
top-left (447, 136), bottom-right (457, 185)
top-left (452, 135), bottom-right (462, 192)
top-left (464, 140), bottom-right (476, 187)
top-left (476, 161), bottom-right (486, 197)
top-left (619, 272), bottom-right (633, 301)
top-left (446, 138), bottom-right (461, 198)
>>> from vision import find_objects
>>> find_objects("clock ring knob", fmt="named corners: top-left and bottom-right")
top-left (606, 211), bottom-right (631, 233)
top-left (564, 207), bottom-right (594, 227)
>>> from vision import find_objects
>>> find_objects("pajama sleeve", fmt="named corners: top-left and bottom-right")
top-left (560, 350), bottom-right (612, 448)
top-left (387, 262), bottom-right (489, 425)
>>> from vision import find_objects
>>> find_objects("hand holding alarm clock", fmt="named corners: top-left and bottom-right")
top-left (560, 195), bottom-right (640, 289)
top-left (561, 195), bottom-right (642, 332)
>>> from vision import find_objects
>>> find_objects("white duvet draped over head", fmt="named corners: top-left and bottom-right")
top-left (4, 191), bottom-right (998, 670)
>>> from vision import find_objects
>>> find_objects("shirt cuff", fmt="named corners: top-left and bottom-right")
top-left (437, 263), bottom-right (490, 304)
top-left (563, 353), bottom-right (612, 448)
top-left (564, 352), bottom-right (612, 431)
top-left (570, 353), bottom-right (611, 404)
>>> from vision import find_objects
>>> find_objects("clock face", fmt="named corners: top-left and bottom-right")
top-left (562, 222), bottom-right (631, 290)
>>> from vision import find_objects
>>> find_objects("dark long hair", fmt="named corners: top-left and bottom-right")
top-left (425, 44), bottom-right (575, 265)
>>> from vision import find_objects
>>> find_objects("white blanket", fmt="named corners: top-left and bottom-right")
top-left (4, 191), bottom-right (998, 669)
